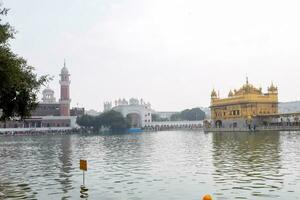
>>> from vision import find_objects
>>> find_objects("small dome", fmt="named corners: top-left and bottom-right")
top-left (268, 82), bottom-right (278, 93)
top-left (42, 86), bottom-right (56, 103)
top-left (61, 66), bottom-right (69, 74)
top-left (228, 90), bottom-right (234, 97)
top-left (211, 89), bottom-right (217, 98)
top-left (61, 60), bottom-right (69, 74)
top-left (42, 86), bottom-right (54, 94)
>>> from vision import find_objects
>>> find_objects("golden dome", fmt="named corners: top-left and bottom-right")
top-left (235, 78), bottom-right (262, 95)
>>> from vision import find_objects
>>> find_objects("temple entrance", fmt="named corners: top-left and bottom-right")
top-left (215, 120), bottom-right (222, 128)
top-left (233, 122), bottom-right (237, 128)
top-left (126, 113), bottom-right (142, 128)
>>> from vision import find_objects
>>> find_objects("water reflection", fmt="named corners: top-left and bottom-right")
top-left (0, 180), bottom-right (36, 200)
top-left (212, 131), bottom-right (283, 199)
top-left (98, 133), bottom-right (156, 197)
top-left (80, 185), bottom-right (89, 199)
top-left (0, 137), bottom-right (39, 199)
top-left (57, 136), bottom-right (74, 199)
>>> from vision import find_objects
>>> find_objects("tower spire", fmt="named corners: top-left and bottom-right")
top-left (59, 60), bottom-right (71, 116)
top-left (246, 76), bottom-right (249, 84)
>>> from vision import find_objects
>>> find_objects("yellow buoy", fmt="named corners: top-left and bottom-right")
top-left (202, 194), bottom-right (213, 200)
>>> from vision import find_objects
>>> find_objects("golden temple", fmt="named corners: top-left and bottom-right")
top-left (210, 78), bottom-right (278, 128)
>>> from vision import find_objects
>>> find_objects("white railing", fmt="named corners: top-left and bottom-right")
top-left (145, 120), bottom-right (203, 127)
top-left (0, 127), bottom-right (73, 133)
top-left (204, 127), bottom-right (250, 132)
top-left (204, 126), bottom-right (300, 132)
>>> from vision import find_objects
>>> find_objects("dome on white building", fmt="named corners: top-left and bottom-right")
top-left (42, 86), bottom-right (56, 103)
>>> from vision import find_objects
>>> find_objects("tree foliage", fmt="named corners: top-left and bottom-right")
top-left (99, 110), bottom-right (128, 131)
top-left (76, 114), bottom-right (95, 128)
top-left (151, 113), bottom-right (169, 122)
top-left (77, 110), bottom-right (128, 132)
top-left (151, 113), bottom-right (160, 122)
top-left (170, 108), bottom-right (206, 121)
top-left (0, 5), bottom-right (48, 120)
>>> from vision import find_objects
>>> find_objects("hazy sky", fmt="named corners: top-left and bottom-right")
top-left (3, 0), bottom-right (300, 111)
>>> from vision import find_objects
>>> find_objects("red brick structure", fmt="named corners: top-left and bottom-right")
top-left (59, 61), bottom-right (71, 116)
top-left (0, 61), bottom-right (79, 131)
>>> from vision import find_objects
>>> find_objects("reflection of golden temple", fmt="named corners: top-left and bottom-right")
top-left (211, 131), bottom-right (283, 191)
top-left (210, 78), bottom-right (278, 128)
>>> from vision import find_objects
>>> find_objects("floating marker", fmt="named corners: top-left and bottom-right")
top-left (80, 159), bottom-right (87, 171)
top-left (80, 160), bottom-right (87, 186)
top-left (202, 194), bottom-right (213, 200)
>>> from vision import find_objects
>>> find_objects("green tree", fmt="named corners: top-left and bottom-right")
top-left (76, 114), bottom-right (96, 128)
top-left (170, 113), bottom-right (181, 121)
top-left (100, 110), bottom-right (128, 131)
top-left (76, 110), bottom-right (128, 132)
top-left (170, 108), bottom-right (206, 121)
top-left (0, 5), bottom-right (48, 120)
top-left (151, 113), bottom-right (160, 122)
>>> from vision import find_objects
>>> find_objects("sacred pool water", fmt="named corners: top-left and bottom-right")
top-left (0, 130), bottom-right (300, 200)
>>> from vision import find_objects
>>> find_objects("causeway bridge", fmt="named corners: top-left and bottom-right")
top-left (144, 121), bottom-right (203, 131)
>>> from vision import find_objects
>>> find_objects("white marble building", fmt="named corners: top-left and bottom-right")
top-left (104, 98), bottom-right (152, 128)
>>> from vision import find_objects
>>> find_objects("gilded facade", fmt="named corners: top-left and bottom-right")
top-left (210, 78), bottom-right (278, 128)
